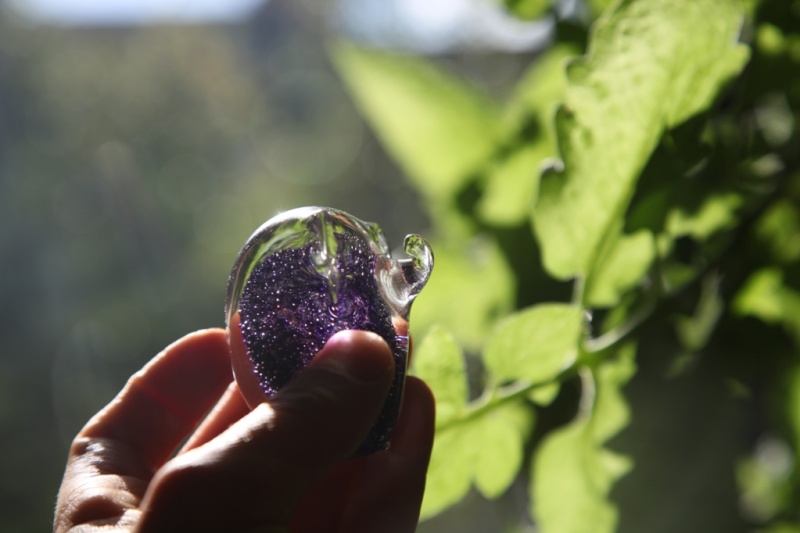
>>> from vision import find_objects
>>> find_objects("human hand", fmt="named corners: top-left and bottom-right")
top-left (54, 328), bottom-right (435, 532)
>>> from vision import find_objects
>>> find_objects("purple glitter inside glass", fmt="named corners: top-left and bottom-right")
top-left (225, 207), bottom-right (432, 456)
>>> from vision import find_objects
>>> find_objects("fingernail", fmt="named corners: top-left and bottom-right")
top-left (314, 330), bottom-right (394, 382)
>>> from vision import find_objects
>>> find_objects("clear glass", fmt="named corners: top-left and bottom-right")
top-left (225, 206), bottom-right (433, 455)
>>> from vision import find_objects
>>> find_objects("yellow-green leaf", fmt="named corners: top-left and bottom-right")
top-left (411, 326), bottom-right (467, 427)
top-left (734, 268), bottom-right (800, 343)
top-left (479, 45), bottom-right (577, 226)
top-left (483, 303), bottom-right (582, 384)
top-left (532, 345), bottom-right (637, 533)
top-left (412, 236), bottom-right (515, 351)
top-left (413, 327), bottom-right (535, 520)
top-left (420, 400), bottom-right (534, 519)
top-left (332, 42), bottom-right (499, 200)
top-left (499, 0), bottom-right (551, 20)
top-left (586, 229), bottom-right (655, 307)
top-left (532, 0), bottom-right (749, 280)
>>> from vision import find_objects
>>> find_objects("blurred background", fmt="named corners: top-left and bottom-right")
top-left (0, 0), bottom-right (553, 529)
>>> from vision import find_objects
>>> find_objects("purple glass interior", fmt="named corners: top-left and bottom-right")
top-left (225, 207), bottom-right (432, 455)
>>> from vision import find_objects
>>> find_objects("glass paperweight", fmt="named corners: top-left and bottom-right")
top-left (225, 206), bottom-right (433, 456)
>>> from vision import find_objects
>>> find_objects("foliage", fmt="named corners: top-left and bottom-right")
top-left (334, 0), bottom-right (800, 529)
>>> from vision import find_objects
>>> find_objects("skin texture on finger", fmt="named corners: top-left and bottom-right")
top-left (179, 382), bottom-right (249, 454)
top-left (290, 376), bottom-right (435, 533)
top-left (135, 330), bottom-right (397, 532)
top-left (79, 329), bottom-right (232, 469)
top-left (55, 329), bottom-right (233, 532)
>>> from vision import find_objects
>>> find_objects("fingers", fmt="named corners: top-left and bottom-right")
top-left (78, 328), bottom-right (233, 470)
top-left (55, 329), bottom-right (233, 532)
top-left (179, 382), bottom-right (249, 453)
top-left (339, 376), bottom-right (436, 533)
top-left (136, 330), bottom-right (396, 531)
top-left (289, 376), bottom-right (435, 533)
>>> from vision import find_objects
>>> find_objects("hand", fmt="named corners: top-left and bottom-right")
top-left (54, 328), bottom-right (435, 532)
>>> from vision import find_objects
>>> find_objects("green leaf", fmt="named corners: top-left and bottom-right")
top-left (734, 268), bottom-right (786, 324)
top-left (534, 422), bottom-right (621, 532)
top-left (412, 236), bottom-right (515, 351)
top-left (413, 328), bottom-right (535, 519)
top-left (592, 344), bottom-right (638, 442)
top-left (472, 401), bottom-right (532, 498)
top-left (588, 0), bottom-right (619, 17)
top-left (785, 367), bottom-right (800, 466)
top-left (531, 0), bottom-right (749, 280)
top-left (532, 345), bottom-right (637, 533)
top-left (736, 438), bottom-right (794, 524)
top-left (331, 42), bottom-right (499, 200)
top-left (586, 229), bottom-right (655, 307)
top-left (755, 199), bottom-right (800, 264)
top-left (734, 268), bottom-right (800, 342)
top-left (502, 44), bottom-right (579, 137)
top-left (420, 420), bottom-right (473, 519)
top-left (411, 326), bottom-right (468, 427)
top-left (666, 192), bottom-right (744, 240)
top-left (499, 0), bottom-right (551, 20)
top-left (478, 143), bottom-right (546, 226)
top-left (483, 303), bottom-right (582, 384)
top-left (421, 400), bottom-right (534, 519)
top-left (479, 45), bottom-right (577, 226)
top-left (674, 274), bottom-right (724, 351)
top-left (528, 382), bottom-right (561, 405)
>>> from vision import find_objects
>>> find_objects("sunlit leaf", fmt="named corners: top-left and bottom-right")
top-left (411, 326), bottom-right (467, 426)
top-left (483, 303), bottom-right (582, 384)
top-left (532, 0), bottom-right (749, 279)
top-left (586, 229), bottom-right (655, 307)
top-left (528, 382), bottom-right (561, 405)
top-left (412, 236), bottom-right (515, 351)
top-left (734, 268), bottom-right (800, 342)
top-left (412, 327), bottom-right (472, 517)
top-left (755, 200), bottom-right (800, 264)
top-left (472, 401), bottom-right (532, 499)
top-left (414, 328), bottom-right (534, 519)
top-left (479, 45), bottom-right (577, 226)
top-left (588, 0), bottom-right (619, 17)
top-left (478, 144), bottom-right (545, 226)
top-left (420, 421), bottom-right (473, 519)
top-left (666, 192), bottom-right (744, 240)
top-left (756, 23), bottom-right (788, 56)
top-left (499, 0), bottom-right (551, 20)
top-left (332, 42), bottom-right (499, 200)
top-left (502, 44), bottom-right (579, 136)
top-left (734, 268), bottom-right (792, 325)
top-left (532, 345), bottom-right (637, 533)
top-left (421, 401), bottom-right (534, 519)
top-left (736, 437), bottom-right (794, 524)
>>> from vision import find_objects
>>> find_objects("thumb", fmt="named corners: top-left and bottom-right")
top-left (137, 330), bottom-right (395, 531)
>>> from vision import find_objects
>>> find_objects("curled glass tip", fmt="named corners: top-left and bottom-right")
top-left (225, 206), bottom-right (433, 455)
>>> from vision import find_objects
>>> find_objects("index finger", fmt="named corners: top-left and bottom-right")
top-left (78, 328), bottom-right (233, 471)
